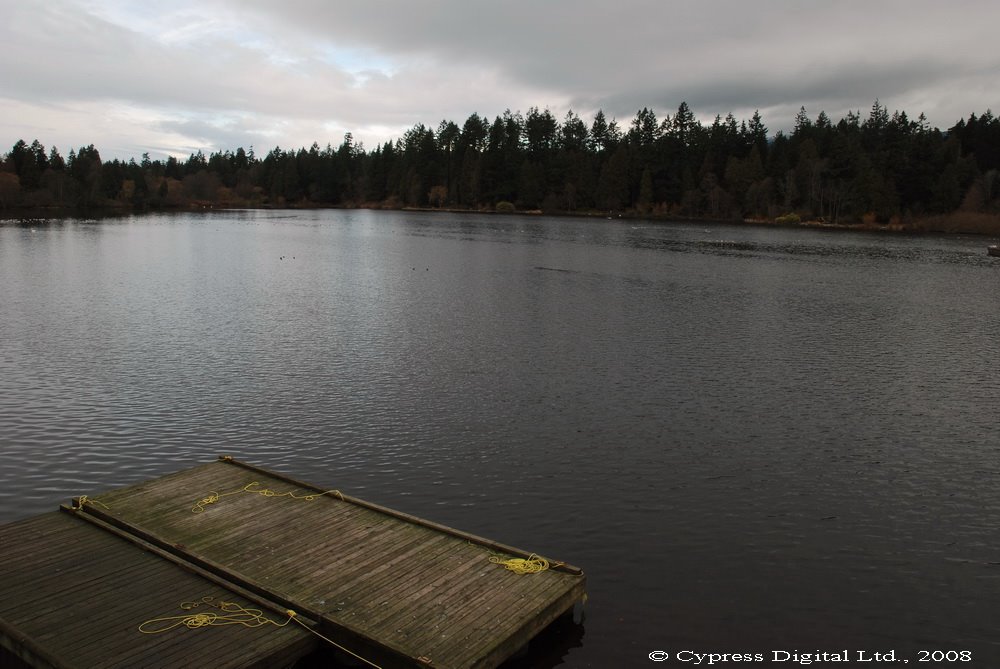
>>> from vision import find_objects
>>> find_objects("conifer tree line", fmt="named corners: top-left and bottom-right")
top-left (3, 101), bottom-right (1000, 230)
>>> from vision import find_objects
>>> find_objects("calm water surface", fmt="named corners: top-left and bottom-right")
top-left (2, 210), bottom-right (1000, 667)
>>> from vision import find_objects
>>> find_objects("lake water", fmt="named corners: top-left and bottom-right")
top-left (2, 210), bottom-right (1000, 667)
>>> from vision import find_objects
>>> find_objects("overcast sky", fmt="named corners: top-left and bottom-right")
top-left (2, 0), bottom-right (998, 161)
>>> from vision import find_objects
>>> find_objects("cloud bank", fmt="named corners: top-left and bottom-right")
top-left (2, 0), bottom-right (998, 159)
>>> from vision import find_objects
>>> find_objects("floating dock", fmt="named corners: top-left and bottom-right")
top-left (0, 457), bottom-right (586, 669)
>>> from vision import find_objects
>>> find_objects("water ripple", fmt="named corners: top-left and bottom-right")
top-left (3, 211), bottom-right (1000, 665)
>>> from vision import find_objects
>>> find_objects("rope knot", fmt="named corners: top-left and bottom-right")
top-left (192, 492), bottom-right (221, 513)
top-left (73, 495), bottom-right (110, 511)
top-left (184, 613), bottom-right (215, 628)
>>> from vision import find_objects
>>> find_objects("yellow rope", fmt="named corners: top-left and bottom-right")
top-left (489, 552), bottom-right (551, 575)
top-left (139, 597), bottom-right (382, 668)
top-left (191, 487), bottom-right (245, 513)
top-left (192, 481), bottom-right (344, 513)
top-left (139, 597), bottom-right (290, 633)
top-left (72, 495), bottom-right (110, 511)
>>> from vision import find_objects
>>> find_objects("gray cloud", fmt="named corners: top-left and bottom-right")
top-left (2, 0), bottom-right (999, 159)
top-left (222, 3), bottom-right (999, 88)
top-left (591, 56), bottom-right (967, 124)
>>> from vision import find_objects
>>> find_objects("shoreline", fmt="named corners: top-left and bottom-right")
top-left (2, 203), bottom-right (998, 239)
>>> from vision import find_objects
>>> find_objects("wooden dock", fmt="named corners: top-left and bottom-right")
top-left (0, 457), bottom-right (586, 669)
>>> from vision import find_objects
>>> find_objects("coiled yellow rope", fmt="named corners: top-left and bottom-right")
top-left (192, 481), bottom-right (344, 513)
top-left (139, 596), bottom-right (382, 668)
top-left (489, 552), bottom-right (551, 575)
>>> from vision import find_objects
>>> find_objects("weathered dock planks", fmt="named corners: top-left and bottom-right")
top-left (0, 510), bottom-right (316, 669)
top-left (78, 456), bottom-right (587, 669)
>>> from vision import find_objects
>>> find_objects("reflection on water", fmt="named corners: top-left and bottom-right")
top-left (2, 210), bottom-right (1000, 667)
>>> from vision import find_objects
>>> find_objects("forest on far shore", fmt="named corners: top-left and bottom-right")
top-left (3, 100), bottom-right (1000, 234)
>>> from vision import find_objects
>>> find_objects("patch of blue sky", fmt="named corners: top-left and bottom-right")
top-left (84, 1), bottom-right (225, 44)
top-left (319, 44), bottom-right (397, 79)
top-left (82, 0), bottom-right (280, 63)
